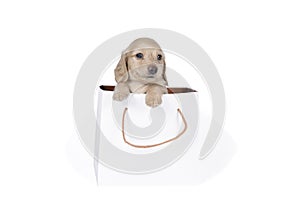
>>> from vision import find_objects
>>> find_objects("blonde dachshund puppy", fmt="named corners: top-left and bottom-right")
top-left (113, 38), bottom-right (168, 107)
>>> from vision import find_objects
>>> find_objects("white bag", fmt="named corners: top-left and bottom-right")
top-left (94, 85), bottom-right (204, 185)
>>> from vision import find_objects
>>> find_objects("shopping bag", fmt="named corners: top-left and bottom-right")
top-left (94, 85), bottom-right (201, 185)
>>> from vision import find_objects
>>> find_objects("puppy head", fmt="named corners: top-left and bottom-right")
top-left (114, 38), bottom-right (168, 85)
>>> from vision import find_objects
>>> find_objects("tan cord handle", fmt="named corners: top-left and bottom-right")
top-left (122, 107), bottom-right (187, 148)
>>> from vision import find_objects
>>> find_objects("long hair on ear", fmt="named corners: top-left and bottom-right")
top-left (163, 60), bottom-right (168, 86)
top-left (114, 52), bottom-right (128, 83)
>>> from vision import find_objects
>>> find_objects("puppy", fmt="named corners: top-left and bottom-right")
top-left (113, 38), bottom-right (168, 107)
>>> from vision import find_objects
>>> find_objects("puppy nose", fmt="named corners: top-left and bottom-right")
top-left (148, 65), bottom-right (158, 74)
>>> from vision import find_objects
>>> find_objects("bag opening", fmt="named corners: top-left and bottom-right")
top-left (99, 85), bottom-right (197, 94)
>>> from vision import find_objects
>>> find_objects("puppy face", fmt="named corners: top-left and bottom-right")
top-left (126, 48), bottom-right (166, 83)
top-left (114, 38), bottom-right (167, 86)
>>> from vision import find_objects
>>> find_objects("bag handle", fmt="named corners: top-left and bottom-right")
top-left (121, 107), bottom-right (187, 148)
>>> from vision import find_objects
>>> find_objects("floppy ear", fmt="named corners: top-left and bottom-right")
top-left (114, 53), bottom-right (128, 83)
top-left (163, 60), bottom-right (168, 86)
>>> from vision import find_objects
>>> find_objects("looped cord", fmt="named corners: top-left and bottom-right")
top-left (122, 107), bottom-right (187, 148)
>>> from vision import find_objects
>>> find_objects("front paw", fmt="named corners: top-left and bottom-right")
top-left (113, 91), bottom-right (129, 101)
top-left (146, 93), bottom-right (162, 107)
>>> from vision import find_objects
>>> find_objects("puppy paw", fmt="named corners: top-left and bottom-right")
top-left (113, 91), bottom-right (129, 101)
top-left (146, 93), bottom-right (162, 107)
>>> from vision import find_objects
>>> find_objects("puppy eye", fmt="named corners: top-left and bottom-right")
top-left (157, 54), bottom-right (162, 60)
top-left (135, 53), bottom-right (143, 59)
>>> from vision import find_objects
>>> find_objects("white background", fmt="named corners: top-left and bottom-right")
top-left (0, 0), bottom-right (299, 199)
